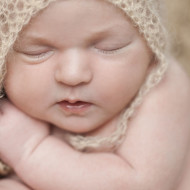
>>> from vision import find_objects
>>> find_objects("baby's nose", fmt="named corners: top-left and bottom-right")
top-left (55, 48), bottom-right (93, 86)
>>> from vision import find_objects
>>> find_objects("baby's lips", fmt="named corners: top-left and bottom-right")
top-left (58, 100), bottom-right (92, 114)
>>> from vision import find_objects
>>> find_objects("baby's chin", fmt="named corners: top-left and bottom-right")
top-left (50, 122), bottom-right (97, 135)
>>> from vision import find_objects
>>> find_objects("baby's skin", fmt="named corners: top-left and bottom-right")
top-left (0, 61), bottom-right (190, 190)
top-left (0, 0), bottom-right (190, 189)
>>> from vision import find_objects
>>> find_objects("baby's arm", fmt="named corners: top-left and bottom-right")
top-left (0, 178), bottom-right (32, 190)
top-left (0, 100), bottom-right (132, 190)
top-left (0, 60), bottom-right (190, 190)
top-left (116, 60), bottom-right (190, 189)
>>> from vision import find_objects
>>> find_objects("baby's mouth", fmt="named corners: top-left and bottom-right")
top-left (58, 100), bottom-right (92, 114)
top-left (63, 101), bottom-right (88, 108)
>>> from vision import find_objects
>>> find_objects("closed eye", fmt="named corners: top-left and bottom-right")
top-left (24, 51), bottom-right (54, 59)
top-left (93, 42), bottom-right (131, 55)
top-left (17, 50), bottom-right (55, 62)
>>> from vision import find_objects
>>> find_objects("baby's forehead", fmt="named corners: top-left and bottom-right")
top-left (13, 1), bottom-right (140, 46)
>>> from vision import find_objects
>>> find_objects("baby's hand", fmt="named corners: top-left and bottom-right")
top-left (0, 99), bottom-right (50, 169)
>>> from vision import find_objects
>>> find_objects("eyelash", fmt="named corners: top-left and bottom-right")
top-left (93, 44), bottom-right (130, 55)
top-left (23, 51), bottom-right (54, 61)
top-left (96, 48), bottom-right (122, 55)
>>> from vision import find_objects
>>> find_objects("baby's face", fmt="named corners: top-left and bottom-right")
top-left (4, 0), bottom-right (153, 134)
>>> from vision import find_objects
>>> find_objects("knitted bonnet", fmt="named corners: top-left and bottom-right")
top-left (0, 0), bottom-right (168, 155)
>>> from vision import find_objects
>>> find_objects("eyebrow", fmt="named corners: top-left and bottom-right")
top-left (86, 24), bottom-right (134, 42)
top-left (14, 23), bottom-right (133, 49)
top-left (15, 34), bottom-right (52, 46)
top-left (13, 34), bottom-right (56, 52)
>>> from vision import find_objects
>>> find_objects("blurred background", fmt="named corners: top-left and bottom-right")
top-left (164, 0), bottom-right (190, 76)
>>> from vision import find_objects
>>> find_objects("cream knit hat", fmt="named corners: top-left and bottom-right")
top-left (0, 0), bottom-right (168, 154)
